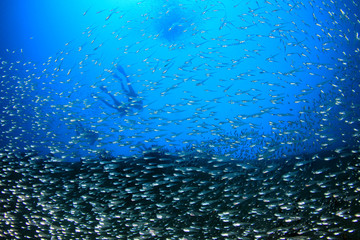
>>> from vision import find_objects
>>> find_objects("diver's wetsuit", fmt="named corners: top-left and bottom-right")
top-left (96, 66), bottom-right (143, 115)
top-left (98, 86), bottom-right (128, 116)
top-left (114, 65), bottom-right (143, 110)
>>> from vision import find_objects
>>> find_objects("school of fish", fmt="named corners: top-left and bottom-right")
top-left (0, 0), bottom-right (359, 238)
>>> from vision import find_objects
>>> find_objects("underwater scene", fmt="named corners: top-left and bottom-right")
top-left (0, 0), bottom-right (359, 239)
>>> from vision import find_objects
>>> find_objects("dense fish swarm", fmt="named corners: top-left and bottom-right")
top-left (0, 149), bottom-right (360, 239)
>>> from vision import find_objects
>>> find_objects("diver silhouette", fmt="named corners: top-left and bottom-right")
top-left (96, 65), bottom-right (143, 116)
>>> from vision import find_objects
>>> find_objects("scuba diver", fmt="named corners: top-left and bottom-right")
top-left (95, 65), bottom-right (143, 116)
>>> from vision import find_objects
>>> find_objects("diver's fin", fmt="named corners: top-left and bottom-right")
top-left (116, 65), bottom-right (128, 77)
top-left (99, 85), bottom-right (108, 93)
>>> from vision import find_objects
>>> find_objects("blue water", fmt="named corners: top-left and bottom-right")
top-left (0, 0), bottom-right (359, 161)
